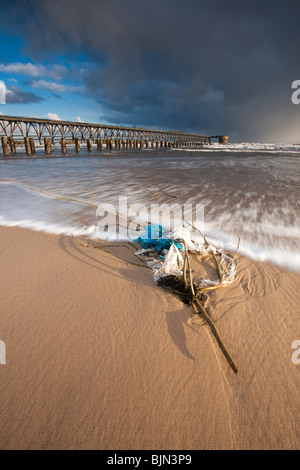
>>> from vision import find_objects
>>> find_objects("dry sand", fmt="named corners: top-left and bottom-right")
top-left (0, 225), bottom-right (299, 450)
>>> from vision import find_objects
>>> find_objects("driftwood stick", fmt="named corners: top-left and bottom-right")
top-left (183, 240), bottom-right (238, 374)
top-left (212, 252), bottom-right (223, 283)
top-left (193, 297), bottom-right (239, 374)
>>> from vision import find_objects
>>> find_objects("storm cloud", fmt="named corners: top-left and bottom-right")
top-left (6, 85), bottom-right (44, 104)
top-left (1, 0), bottom-right (300, 141)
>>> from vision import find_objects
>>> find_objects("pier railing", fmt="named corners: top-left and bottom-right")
top-left (0, 114), bottom-right (214, 155)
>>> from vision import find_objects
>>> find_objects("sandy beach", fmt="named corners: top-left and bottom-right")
top-left (0, 225), bottom-right (299, 450)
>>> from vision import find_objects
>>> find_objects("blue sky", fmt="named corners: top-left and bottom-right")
top-left (0, 0), bottom-right (300, 142)
top-left (0, 31), bottom-right (102, 123)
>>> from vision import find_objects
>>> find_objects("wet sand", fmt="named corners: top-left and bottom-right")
top-left (0, 225), bottom-right (299, 450)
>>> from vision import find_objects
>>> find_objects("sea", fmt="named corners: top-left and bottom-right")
top-left (0, 141), bottom-right (299, 271)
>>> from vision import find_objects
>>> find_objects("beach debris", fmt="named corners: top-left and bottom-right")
top-left (31, 184), bottom-right (240, 374)
top-left (157, 275), bottom-right (204, 305)
top-left (133, 223), bottom-right (240, 374)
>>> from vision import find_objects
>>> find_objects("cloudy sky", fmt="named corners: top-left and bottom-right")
top-left (0, 0), bottom-right (300, 142)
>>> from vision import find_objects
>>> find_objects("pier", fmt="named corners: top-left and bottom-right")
top-left (0, 115), bottom-right (226, 155)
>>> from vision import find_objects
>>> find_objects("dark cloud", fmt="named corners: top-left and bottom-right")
top-left (1, 0), bottom-right (300, 140)
top-left (6, 85), bottom-right (44, 104)
top-left (52, 93), bottom-right (62, 99)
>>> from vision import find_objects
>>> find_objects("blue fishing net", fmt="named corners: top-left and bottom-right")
top-left (134, 224), bottom-right (183, 252)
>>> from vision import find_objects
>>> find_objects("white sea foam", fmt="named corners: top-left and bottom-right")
top-left (204, 229), bottom-right (300, 273)
top-left (175, 142), bottom-right (300, 153)
top-left (0, 146), bottom-right (299, 271)
top-left (0, 215), bottom-right (99, 237)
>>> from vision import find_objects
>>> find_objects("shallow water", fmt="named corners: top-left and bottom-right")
top-left (1, 142), bottom-right (300, 271)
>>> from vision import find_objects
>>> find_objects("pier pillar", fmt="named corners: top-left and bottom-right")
top-left (44, 137), bottom-right (52, 154)
top-left (1, 137), bottom-right (9, 156)
top-left (97, 138), bottom-right (103, 151)
top-left (87, 138), bottom-right (92, 151)
top-left (61, 138), bottom-right (67, 154)
top-left (29, 138), bottom-right (35, 154)
top-left (8, 137), bottom-right (16, 154)
top-left (24, 137), bottom-right (32, 155)
top-left (75, 138), bottom-right (80, 153)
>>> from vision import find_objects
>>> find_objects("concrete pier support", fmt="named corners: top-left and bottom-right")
top-left (44, 137), bottom-right (52, 154)
top-left (75, 138), bottom-right (80, 153)
top-left (24, 137), bottom-right (31, 155)
top-left (29, 138), bottom-right (35, 153)
top-left (1, 137), bottom-right (9, 156)
top-left (61, 138), bottom-right (67, 154)
top-left (87, 138), bottom-right (92, 151)
top-left (8, 137), bottom-right (16, 154)
top-left (97, 138), bottom-right (103, 151)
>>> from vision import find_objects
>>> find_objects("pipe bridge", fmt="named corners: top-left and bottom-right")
top-left (0, 114), bottom-right (212, 155)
